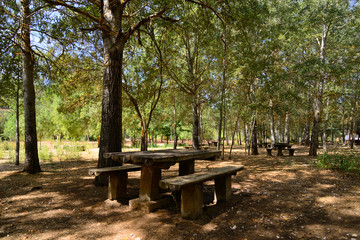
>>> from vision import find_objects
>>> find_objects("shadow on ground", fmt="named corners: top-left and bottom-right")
top-left (1, 145), bottom-right (360, 240)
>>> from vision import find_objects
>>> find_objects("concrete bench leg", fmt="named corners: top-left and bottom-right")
top-left (108, 172), bottom-right (128, 200)
top-left (214, 175), bottom-right (232, 203)
top-left (289, 149), bottom-right (295, 156)
top-left (266, 149), bottom-right (272, 156)
top-left (181, 183), bottom-right (203, 219)
top-left (277, 148), bottom-right (284, 156)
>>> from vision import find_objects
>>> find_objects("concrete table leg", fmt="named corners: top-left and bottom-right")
top-left (277, 148), bottom-right (284, 156)
top-left (130, 165), bottom-right (168, 212)
top-left (139, 165), bottom-right (162, 201)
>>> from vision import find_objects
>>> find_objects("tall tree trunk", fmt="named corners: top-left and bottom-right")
top-left (221, 98), bottom-right (226, 160)
top-left (310, 23), bottom-right (328, 156)
top-left (217, 28), bottom-right (227, 152)
top-left (251, 119), bottom-right (258, 155)
top-left (140, 123), bottom-right (148, 151)
top-left (309, 97), bottom-right (321, 156)
top-left (95, 3), bottom-right (124, 185)
top-left (199, 107), bottom-right (203, 146)
top-left (276, 119), bottom-right (281, 143)
top-left (192, 97), bottom-right (200, 149)
top-left (350, 118), bottom-right (354, 149)
top-left (244, 122), bottom-right (249, 155)
top-left (269, 100), bottom-right (275, 148)
top-left (323, 98), bottom-right (330, 151)
top-left (237, 121), bottom-right (241, 145)
top-left (284, 111), bottom-right (290, 144)
top-left (15, 73), bottom-right (20, 166)
top-left (303, 122), bottom-right (311, 146)
top-left (21, 0), bottom-right (41, 173)
top-left (173, 96), bottom-right (177, 149)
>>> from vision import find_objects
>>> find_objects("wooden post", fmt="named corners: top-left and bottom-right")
top-left (179, 160), bottom-right (195, 176)
top-left (181, 184), bottom-right (203, 219)
top-left (139, 166), bottom-right (161, 201)
top-left (214, 175), bottom-right (232, 203)
top-left (108, 173), bottom-right (128, 200)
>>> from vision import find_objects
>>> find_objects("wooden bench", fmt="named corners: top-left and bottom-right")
top-left (159, 165), bottom-right (244, 219)
top-left (89, 164), bottom-right (141, 200)
top-left (266, 148), bottom-right (273, 156)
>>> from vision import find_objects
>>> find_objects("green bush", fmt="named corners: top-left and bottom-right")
top-left (317, 152), bottom-right (360, 172)
top-left (39, 145), bottom-right (53, 162)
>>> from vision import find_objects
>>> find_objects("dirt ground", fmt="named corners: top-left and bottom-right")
top-left (1, 145), bottom-right (360, 240)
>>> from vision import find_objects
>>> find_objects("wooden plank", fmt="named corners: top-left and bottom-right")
top-left (88, 164), bottom-right (141, 177)
top-left (159, 165), bottom-right (244, 191)
top-left (103, 149), bottom-right (221, 166)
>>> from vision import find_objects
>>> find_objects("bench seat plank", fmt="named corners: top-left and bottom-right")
top-left (159, 165), bottom-right (244, 191)
top-left (89, 164), bottom-right (141, 177)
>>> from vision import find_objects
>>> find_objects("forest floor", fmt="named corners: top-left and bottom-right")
top-left (1, 144), bottom-right (360, 240)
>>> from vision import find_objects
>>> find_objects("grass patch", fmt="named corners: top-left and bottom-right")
top-left (316, 152), bottom-right (360, 172)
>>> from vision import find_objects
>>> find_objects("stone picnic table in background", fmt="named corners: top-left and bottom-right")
top-left (103, 149), bottom-right (221, 211)
top-left (273, 143), bottom-right (292, 156)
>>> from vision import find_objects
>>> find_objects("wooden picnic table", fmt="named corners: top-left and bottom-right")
top-left (273, 143), bottom-right (292, 156)
top-left (104, 149), bottom-right (221, 211)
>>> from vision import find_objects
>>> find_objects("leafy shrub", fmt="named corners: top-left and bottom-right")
top-left (317, 152), bottom-right (360, 172)
top-left (39, 145), bottom-right (53, 162)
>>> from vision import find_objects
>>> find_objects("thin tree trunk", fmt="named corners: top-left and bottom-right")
top-left (140, 123), bottom-right (148, 151)
top-left (323, 98), bottom-right (329, 151)
top-left (21, 0), bottom-right (41, 173)
top-left (251, 118), bottom-right (258, 155)
top-left (199, 107), bottom-right (203, 147)
top-left (309, 97), bottom-right (321, 156)
top-left (237, 121), bottom-right (240, 145)
top-left (221, 98), bottom-right (226, 160)
top-left (269, 100), bottom-right (275, 148)
top-left (229, 117), bottom-right (239, 160)
top-left (192, 97), bottom-right (200, 149)
top-left (15, 73), bottom-right (20, 166)
top-left (244, 122), bottom-right (249, 155)
top-left (173, 96), bottom-right (177, 149)
top-left (284, 111), bottom-right (290, 144)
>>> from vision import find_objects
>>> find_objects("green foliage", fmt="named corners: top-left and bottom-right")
top-left (54, 143), bottom-right (81, 161)
top-left (316, 152), bottom-right (360, 172)
top-left (38, 145), bottom-right (53, 162)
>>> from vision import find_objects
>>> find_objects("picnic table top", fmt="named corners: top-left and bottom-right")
top-left (104, 149), bottom-right (221, 166)
top-left (274, 143), bottom-right (292, 147)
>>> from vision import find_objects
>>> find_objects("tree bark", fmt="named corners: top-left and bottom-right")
top-left (192, 97), bottom-right (200, 149)
top-left (309, 97), bottom-right (321, 156)
top-left (244, 122), bottom-right (249, 155)
top-left (95, 2), bottom-right (124, 185)
top-left (284, 111), bottom-right (290, 144)
top-left (269, 100), bottom-right (275, 148)
top-left (322, 98), bottom-right (329, 151)
top-left (15, 73), bottom-right (20, 166)
top-left (173, 96), bottom-right (177, 149)
top-left (251, 119), bottom-right (258, 155)
top-left (21, 0), bottom-right (41, 173)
